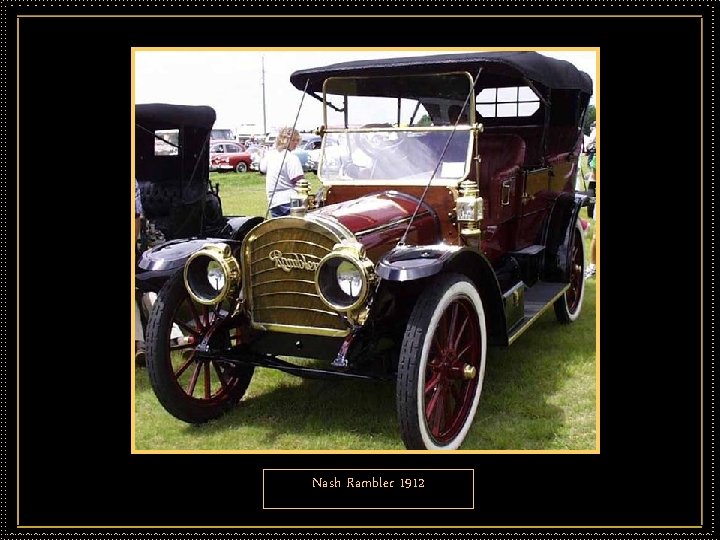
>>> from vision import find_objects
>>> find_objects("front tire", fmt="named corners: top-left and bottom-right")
top-left (235, 162), bottom-right (248, 173)
top-left (397, 274), bottom-right (487, 450)
top-left (146, 271), bottom-right (254, 424)
top-left (554, 220), bottom-right (585, 323)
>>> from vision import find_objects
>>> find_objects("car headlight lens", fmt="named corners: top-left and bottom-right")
top-left (184, 243), bottom-right (241, 305)
top-left (336, 260), bottom-right (363, 297)
top-left (315, 243), bottom-right (374, 313)
top-left (206, 260), bottom-right (226, 292)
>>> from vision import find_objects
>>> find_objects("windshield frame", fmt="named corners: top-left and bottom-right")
top-left (321, 71), bottom-right (477, 128)
top-left (319, 71), bottom-right (477, 187)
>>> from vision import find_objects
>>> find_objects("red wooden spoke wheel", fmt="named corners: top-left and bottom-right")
top-left (555, 221), bottom-right (586, 323)
top-left (146, 271), bottom-right (254, 424)
top-left (397, 274), bottom-right (486, 450)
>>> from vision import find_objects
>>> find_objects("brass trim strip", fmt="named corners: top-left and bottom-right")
top-left (253, 291), bottom-right (322, 300)
top-left (251, 238), bottom-right (333, 252)
top-left (322, 125), bottom-right (475, 133)
top-left (252, 265), bottom-right (322, 278)
top-left (253, 278), bottom-right (316, 287)
top-left (507, 284), bottom-right (570, 345)
top-left (306, 214), bottom-right (357, 242)
top-left (245, 216), bottom-right (349, 244)
top-left (254, 305), bottom-right (341, 317)
top-left (250, 321), bottom-right (350, 338)
top-left (251, 267), bottom-right (286, 278)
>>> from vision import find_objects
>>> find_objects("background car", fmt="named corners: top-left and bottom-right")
top-left (305, 138), bottom-right (340, 173)
top-left (135, 103), bottom-right (263, 363)
top-left (210, 127), bottom-right (235, 141)
top-left (292, 135), bottom-right (322, 172)
top-left (249, 144), bottom-right (268, 171)
top-left (209, 140), bottom-right (252, 173)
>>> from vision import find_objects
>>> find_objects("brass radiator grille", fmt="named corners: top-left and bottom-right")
top-left (242, 216), bottom-right (354, 336)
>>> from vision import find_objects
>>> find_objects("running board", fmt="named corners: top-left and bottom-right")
top-left (508, 244), bottom-right (545, 256)
top-left (507, 281), bottom-right (569, 345)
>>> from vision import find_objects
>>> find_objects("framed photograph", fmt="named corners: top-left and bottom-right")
top-left (11, 5), bottom-right (711, 536)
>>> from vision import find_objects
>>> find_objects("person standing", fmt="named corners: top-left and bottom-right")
top-left (584, 122), bottom-right (597, 280)
top-left (135, 178), bottom-right (143, 245)
top-left (135, 178), bottom-right (147, 365)
top-left (261, 127), bottom-right (305, 217)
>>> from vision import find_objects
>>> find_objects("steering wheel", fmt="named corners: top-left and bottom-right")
top-left (354, 123), bottom-right (407, 159)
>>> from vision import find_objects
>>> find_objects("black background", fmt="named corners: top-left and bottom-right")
top-left (7, 2), bottom-right (711, 535)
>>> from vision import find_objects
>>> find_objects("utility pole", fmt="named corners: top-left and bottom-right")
top-left (261, 55), bottom-right (267, 136)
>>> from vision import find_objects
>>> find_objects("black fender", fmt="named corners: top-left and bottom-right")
top-left (377, 245), bottom-right (507, 345)
top-left (543, 193), bottom-right (588, 282)
top-left (377, 244), bottom-right (458, 282)
top-left (135, 216), bottom-right (263, 293)
top-left (135, 237), bottom-right (243, 293)
top-left (220, 215), bottom-right (265, 241)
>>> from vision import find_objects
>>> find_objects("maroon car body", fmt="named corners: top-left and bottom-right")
top-left (143, 51), bottom-right (594, 450)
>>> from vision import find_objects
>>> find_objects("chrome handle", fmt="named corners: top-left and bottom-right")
top-left (501, 178), bottom-right (513, 206)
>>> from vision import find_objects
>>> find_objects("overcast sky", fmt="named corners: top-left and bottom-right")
top-left (134, 48), bottom-right (597, 134)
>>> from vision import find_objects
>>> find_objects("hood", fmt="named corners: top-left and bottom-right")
top-left (313, 191), bottom-right (440, 260)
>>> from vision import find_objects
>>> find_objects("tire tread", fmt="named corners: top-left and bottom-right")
top-left (397, 273), bottom-right (476, 449)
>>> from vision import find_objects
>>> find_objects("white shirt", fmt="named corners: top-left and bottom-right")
top-left (262, 148), bottom-right (304, 208)
top-left (585, 126), bottom-right (596, 151)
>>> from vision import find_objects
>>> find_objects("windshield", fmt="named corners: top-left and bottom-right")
top-left (318, 128), bottom-right (471, 183)
top-left (318, 72), bottom-right (475, 184)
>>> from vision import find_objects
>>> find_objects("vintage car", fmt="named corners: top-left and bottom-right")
top-left (135, 103), bottom-right (261, 311)
top-left (209, 140), bottom-right (253, 173)
top-left (141, 52), bottom-right (593, 450)
top-left (293, 135), bottom-right (322, 172)
top-left (303, 136), bottom-right (341, 174)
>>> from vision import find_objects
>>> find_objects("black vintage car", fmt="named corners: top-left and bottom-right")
top-left (134, 104), bottom-right (261, 340)
top-left (135, 103), bottom-right (262, 289)
top-left (139, 52), bottom-right (594, 450)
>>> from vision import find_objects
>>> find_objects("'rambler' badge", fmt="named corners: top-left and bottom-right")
top-left (269, 250), bottom-right (320, 272)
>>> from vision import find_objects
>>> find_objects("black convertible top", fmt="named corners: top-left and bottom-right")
top-left (135, 103), bottom-right (216, 130)
top-left (290, 51), bottom-right (593, 96)
top-left (135, 102), bottom-right (218, 237)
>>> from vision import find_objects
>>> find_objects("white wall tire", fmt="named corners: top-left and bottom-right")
top-left (396, 274), bottom-right (487, 450)
top-left (554, 220), bottom-right (586, 323)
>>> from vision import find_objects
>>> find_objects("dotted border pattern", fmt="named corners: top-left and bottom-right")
top-left (0, 1), bottom-right (718, 9)
top-left (5, 2), bottom-right (716, 537)
top-left (708, 1), bottom-right (715, 537)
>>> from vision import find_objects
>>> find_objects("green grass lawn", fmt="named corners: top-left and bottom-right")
top-left (212, 170), bottom-right (319, 217)
top-left (134, 171), bottom-right (598, 452)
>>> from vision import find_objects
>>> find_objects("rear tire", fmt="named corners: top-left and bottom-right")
top-left (396, 274), bottom-right (486, 450)
top-left (554, 221), bottom-right (585, 323)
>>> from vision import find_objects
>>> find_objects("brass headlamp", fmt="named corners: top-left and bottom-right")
top-left (315, 241), bottom-right (375, 313)
top-left (456, 179), bottom-right (483, 238)
top-left (184, 243), bottom-right (241, 305)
